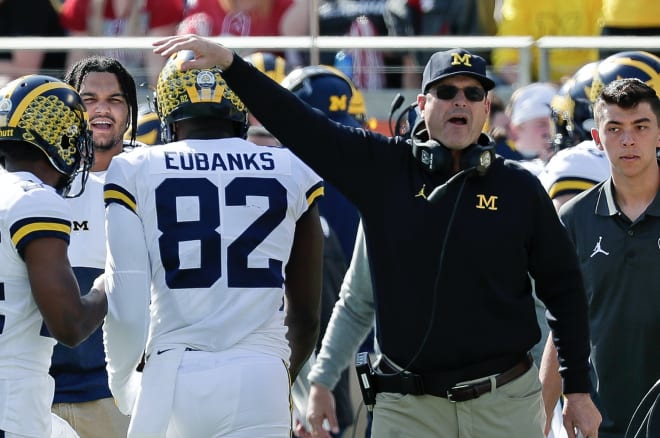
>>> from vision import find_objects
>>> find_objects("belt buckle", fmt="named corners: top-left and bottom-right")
top-left (399, 372), bottom-right (425, 395)
top-left (446, 383), bottom-right (478, 403)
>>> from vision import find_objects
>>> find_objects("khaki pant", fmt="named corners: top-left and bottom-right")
top-left (52, 398), bottom-right (129, 438)
top-left (371, 365), bottom-right (545, 438)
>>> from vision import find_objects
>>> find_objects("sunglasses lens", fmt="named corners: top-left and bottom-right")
top-left (434, 86), bottom-right (485, 102)
top-left (464, 87), bottom-right (486, 101)
top-left (435, 86), bottom-right (458, 100)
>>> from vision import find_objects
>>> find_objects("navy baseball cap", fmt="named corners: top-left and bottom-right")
top-left (421, 48), bottom-right (496, 94)
top-left (281, 66), bottom-right (362, 128)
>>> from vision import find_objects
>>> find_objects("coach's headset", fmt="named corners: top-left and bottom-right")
top-left (408, 118), bottom-right (495, 204)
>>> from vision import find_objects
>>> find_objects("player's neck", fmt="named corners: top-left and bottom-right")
top-left (6, 159), bottom-right (61, 188)
top-left (91, 143), bottom-right (123, 172)
top-left (613, 165), bottom-right (660, 221)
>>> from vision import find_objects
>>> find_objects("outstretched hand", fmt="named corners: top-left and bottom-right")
top-left (152, 34), bottom-right (235, 71)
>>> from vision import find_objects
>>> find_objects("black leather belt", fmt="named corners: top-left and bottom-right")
top-left (374, 353), bottom-right (533, 403)
top-left (445, 354), bottom-right (533, 402)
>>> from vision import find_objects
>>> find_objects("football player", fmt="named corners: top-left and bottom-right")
top-left (102, 50), bottom-right (324, 437)
top-left (50, 55), bottom-right (140, 438)
top-left (0, 74), bottom-right (106, 437)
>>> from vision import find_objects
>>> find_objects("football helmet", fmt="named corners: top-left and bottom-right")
top-left (552, 61), bottom-right (600, 145)
top-left (595, 51), bottom-right (660, 96)
top-left (155, 50), bottom-right (248, 142)
top-left (281, 65), bottom-right (361, 128)
top-left (243, 52), bottom-right (288, 84)
top-left (551, 78), bottom-right (579, 150)
top-left (322, 65), bottom-right (369, 127)
top-left (0, 74), bottom-right (92, 197)
top-left (348, 87), bottom-right (369, 126)
top-left (125, 107), bottom-right (162, 146)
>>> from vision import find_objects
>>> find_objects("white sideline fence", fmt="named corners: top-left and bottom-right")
top-left (2, 35), bottom-right (660, 87)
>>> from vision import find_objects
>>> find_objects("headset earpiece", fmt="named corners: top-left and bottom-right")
top-left (410, 138), bottom-right (453, 174)
top-left (459, 133), bottom-right (496, 176)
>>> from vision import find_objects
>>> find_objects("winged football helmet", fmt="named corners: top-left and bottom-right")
top-left (243, 51), bottom-right (288, 84)
top-left (281, 65), bottom-right (362, 128)
top-left (594, 50), bottom-right (660, 97)
top-left (125, 107), bottom-right (162, 146)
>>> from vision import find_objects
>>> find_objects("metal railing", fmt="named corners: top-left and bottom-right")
top-left (1, 35), bottom-right (659, 87)
top-left (0, 35), bottom-right (536, 84)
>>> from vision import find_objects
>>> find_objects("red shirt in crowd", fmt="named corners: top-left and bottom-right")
top-left (177, 0), bottom-right (295, 37)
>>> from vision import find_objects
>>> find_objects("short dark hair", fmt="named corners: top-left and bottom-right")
top-left (64, 56), bottom-right (139, 146)
top-left (593, 78), bottom-right (660, 127)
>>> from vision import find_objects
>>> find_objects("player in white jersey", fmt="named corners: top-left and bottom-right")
top-left (50, 55), bottom-right (142, 438)
top-left (0, 74), bottom-right (106, 437)
top-left (539, 141), bottom-right (611, 211)
top-left (102, 50), bottom-right (324, 437)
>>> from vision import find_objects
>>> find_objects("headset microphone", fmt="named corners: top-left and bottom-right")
top-left (388, 93), bottom-right (405, 136)
top-left (390, 92), bottom-right (405, 114)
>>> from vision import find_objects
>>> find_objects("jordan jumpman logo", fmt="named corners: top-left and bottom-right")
top-left (415, 184), bottom-right (427, 199)
top-left (590, 236), bottom-right (610, 258)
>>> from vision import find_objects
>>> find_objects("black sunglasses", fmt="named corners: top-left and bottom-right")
top-left (432, 85), bottom-right (486, 102)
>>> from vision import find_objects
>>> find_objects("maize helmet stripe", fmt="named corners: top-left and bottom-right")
top-left (9, 81), bottom-right (66, 126)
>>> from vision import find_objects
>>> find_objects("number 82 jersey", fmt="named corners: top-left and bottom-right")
top-left (103, 138), bottom-right (323, 362)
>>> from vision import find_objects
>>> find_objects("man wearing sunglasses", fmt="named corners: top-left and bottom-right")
top-left (153, 35), bottom-right (602, 438)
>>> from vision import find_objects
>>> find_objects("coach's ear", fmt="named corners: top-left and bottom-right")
top-left (591, 128), bottom-right (603, 150)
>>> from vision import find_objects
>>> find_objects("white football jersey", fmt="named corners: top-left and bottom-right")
top-left (66, 171), bottom-right (107, 269)
top-left (102, 138), bottom-right (323, 410)
top-left (539, 141), bottom-right (611, 199)
top-left (0, 171), bottom-right (70, 435)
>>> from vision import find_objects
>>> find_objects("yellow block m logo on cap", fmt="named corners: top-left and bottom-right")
top-left (451, 53), bottom-right (473, 67)
top-left (476, 194), bottom-right (498, 210)
top-left (329, 94), bottom-right (348, 112)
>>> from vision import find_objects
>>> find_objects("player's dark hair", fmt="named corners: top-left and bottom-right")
top-left (594, 78), bottom-right (660, 126)
top-left (64, 56), bottom-right (139, 146)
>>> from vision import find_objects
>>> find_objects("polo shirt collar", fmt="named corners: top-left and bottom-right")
top-left (595, 179), bottom-right (618, 217)
top-left (595, 160), bottom-right (660, 217)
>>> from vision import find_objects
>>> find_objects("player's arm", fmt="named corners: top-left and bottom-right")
top-left (539, 333), bottom-right (563, 434)
top-left (306, 222), bottom-right (375, 436)
top-left (284, 203), bottom-right (323, 381)
top-left (25, 237), bottom-right (107, 347)
top-left (103, 200), bottom-right (151, 414)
